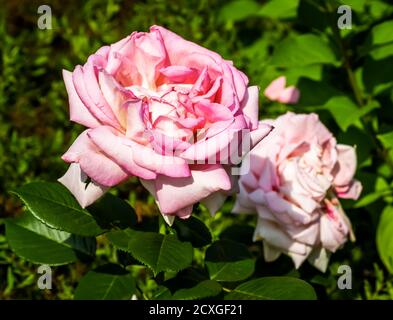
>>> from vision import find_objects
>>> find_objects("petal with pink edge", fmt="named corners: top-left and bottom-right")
top-left (242, 86), bottom-right (259, 130)
top-left (63, 70), bottom-right (100, 128)
top-left (61, 130), bottom-right (129, 187)
top-left (160, 65), bottom-right (198, 83)
top-left (320, 214), bottom-right (347, 253)
top-left (87, 126), bottom-right (158, 180)
top-left (98, 70), bottom-right (129, 128)
top-left (72, 66), bottom-right (120, 129)
top-left (335, 180), bottom-right (362, 200)
top-left (155, 164), bottom-right (231, 214)
top-left (180, 115), bottom-right (247, 162)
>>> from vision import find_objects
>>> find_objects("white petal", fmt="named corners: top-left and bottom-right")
top-left (288, 249), bottom-right (312, 269)
top-left (201, 192), bottom-right (227, 216)
top-left (162, 214), bottom-right (175, 226)
top-left (58, 163), bottom-right (108, 208)
top-left (263, 242), bottom-right (282, 262)
top-left (307, 247), bottom-right (331, 272)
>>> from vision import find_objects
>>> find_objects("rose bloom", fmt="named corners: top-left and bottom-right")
top-left (233, 112), bottom-right (362, 271)
top-left (263, 76), bottom-right (300, 104)
top-left (58, 26), bottom-right (271, 224)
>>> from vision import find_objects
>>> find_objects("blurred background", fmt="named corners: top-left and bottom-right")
top-left (1, 0), bottom-right (393, 299)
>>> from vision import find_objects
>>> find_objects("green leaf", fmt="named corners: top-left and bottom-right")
top-left (377, 131), bottom-right (393, 150)
top-left (370, 43), bottom-right (393, 60)
top-left (337, 126), bottom-right (375, 166)
top-left (271, 34), bottom-right (338, 68)
top-left (297, 0), bottom-right (329, 31)
top-left (5, 212), bottom-right (96, 266)
top-left (258, 0), bottom-right (299, 19)
top-left (218, 0), bottom-right (261, 23)
top-left (325, 96), bottom-right (358, 131)
top-left (363, 56), bottom-right (393, 96)
top-left (172, 280), bottom-right (222, 300)
top-left (108, 229), bottom-right (193, 275)
top-left (10, 182), bottom-right (103, 236)
top-left (151, 285), bottom-right (173, 300)
top-left (74, 264), bottom-right (136, 300)
top-left (369, 1), bottom-right (393, 20)
top-left (205, 240), bottom-right (255, 282)
top-left (296, 79), bottom-right (341, 108)
top-left (219, 224), bottom-right (255, 245)
top-left (355, 189), bottom-right (391, 208)
top-left (337, 127), bottom-right (374, 167)
top-left (172, 216), bottom-right (212, 248)
top-left (87, 193), bottom-right (137, 230)
top-left (371, 20), bottom-right (393, 46)
top-left (107, 228), bottom-right (131, 251)
top-left (325, 97), bottom-right (379, 131)
top-left (338, 0), bottom-right (366, 12)
top-left (354, 176), bottom-right (391, 208)
top-left (128, 231), bottom-right (193, 274)
top-left (284, 65), bottom-right (323, 83)
top-left (225, 277), bottom-right (317, 300)
top-left (377, 206), bottom-right (393, 273)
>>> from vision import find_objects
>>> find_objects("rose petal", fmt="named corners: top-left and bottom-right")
top-left (87, 126), bottom-right (157, 180)
top-left (253, 218), bottom-right (309, 255)
top-left (264, 191), bottom-right (312, 224)
top-left (155, 164), bottom-right (231, 214)
top-left (277, 86), bottom-right (300, 104)
top-left (263, 76), bottom-right (286, 101)
top-left (180, 115), bottom-right (247, 162)
top-left (263, 242), bottom-right (281, 262)
top-left (98, 71), bottom-right (129, 128)
top-left (61, 130), bottom-right (129, 187)
top-left (58, 163), bottom-right (108, 208)
top-left (72, 66), bottom-right (120, 129)
top-left (201, 192), bottom-right (227, 216)
top-left (333, 144), bottom-right (357, 187)
top-left (241, 86), bottom-right (259, 130)
top-left (194, 100), bottom-right (234, 123)
top-left (160, 65), bottom-right (198, 83)
top-left (335, 180), bottom-right (362, 200)
top-left (320, 214), bottom-right (348, 253)
top-left (62, 70), bottom-right (100, 128)
top-left (307, 247), bottom-right (331, 273)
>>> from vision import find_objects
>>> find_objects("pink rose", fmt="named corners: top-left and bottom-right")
top-left (58, 26), bottom-right (272, 223)
top-left (264, 76), bottom-right (300, 104)
top-left (233, 112), bottom-right (362, 271)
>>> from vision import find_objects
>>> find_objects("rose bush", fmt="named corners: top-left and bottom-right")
top-left (233, 112), bottom-right (362, 271)
top-left (59, 25), bottom-right (272, 222)
top-left (3, 0), bottom-right (393, 301)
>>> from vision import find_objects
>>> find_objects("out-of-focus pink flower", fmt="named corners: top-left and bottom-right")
top-left (264, 76), bottom-right (300, 104)
top-left (59, 26), bottom-right (272, 223)
top-left (233, 112), bottom-right (361, 271)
